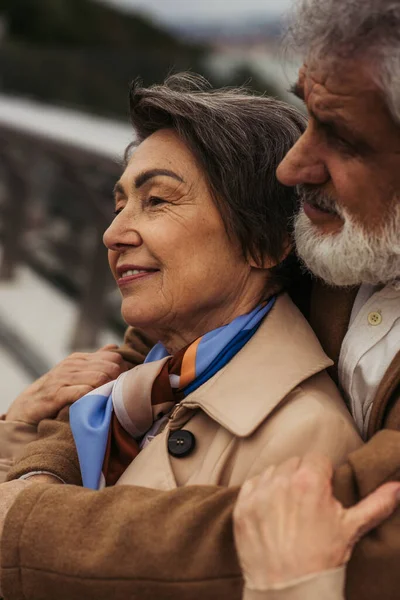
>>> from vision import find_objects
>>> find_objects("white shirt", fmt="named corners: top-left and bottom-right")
top-left (338, 282), bottom-right (400, 439)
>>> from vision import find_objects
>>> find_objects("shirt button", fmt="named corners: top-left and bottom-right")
top-left (368, 311), bottom-right (382, 326)
top-left (168, 430), bottom-right (196, 458)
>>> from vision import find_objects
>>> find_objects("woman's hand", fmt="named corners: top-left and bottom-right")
top-left (6, 345), bottom-right (128, 426)
top-left (233, 454), bottom-right (400, 591)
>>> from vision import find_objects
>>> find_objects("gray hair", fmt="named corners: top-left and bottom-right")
top-left (285, 0), bottom-right (400, 124)
top-left (127, 73), bottom-right (306, 283)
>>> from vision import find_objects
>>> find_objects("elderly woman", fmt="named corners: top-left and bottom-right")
top-left (10, 73), bottom-right (361, 492)
top-left (2, 74), bottom-right (362, 599)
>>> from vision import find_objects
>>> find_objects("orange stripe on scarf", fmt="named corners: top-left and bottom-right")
top-left (180, 337), bottom-right (201, 389)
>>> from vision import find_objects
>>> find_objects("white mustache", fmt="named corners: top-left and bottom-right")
top-left (297, 186), bottom-right (340, 216)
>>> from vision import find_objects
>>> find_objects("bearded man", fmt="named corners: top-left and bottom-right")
top-left (234, 0), bottom-right (400, 598)
top-left (0, 1), bottom-right (399, 600)
top-left (279, 0), bottom-right (400, 440)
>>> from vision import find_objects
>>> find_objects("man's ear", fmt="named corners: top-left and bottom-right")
top-left (248, 239), bottom-right (293, 270)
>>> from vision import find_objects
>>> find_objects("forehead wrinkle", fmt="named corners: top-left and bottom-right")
top-left (305, 61), bottom-right (377, 99)
top-left (305, 77), bottom-right (359, 125)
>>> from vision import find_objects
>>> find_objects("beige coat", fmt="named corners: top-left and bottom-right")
top-left (116, 294), bottom-right (361, 491)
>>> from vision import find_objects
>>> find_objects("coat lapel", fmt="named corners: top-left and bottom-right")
top-left (367, 350), bottom-right (400, 437)
top-left (309, 281), bottom-right (359, 384)
top-left (180, 294), bottom-right (333, 438)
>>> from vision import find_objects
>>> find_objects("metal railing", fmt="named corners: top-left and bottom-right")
top-left (0, 97), bottom-right (132, 352)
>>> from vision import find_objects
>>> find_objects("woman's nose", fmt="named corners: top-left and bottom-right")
top-left (276, 136), bottom-right (329, 187)
top-left (103, 211), bottom-right (142, 251)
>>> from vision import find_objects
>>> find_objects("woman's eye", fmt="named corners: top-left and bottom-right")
top-left (113, 208), bottom-right (123, 216)
top-left (148, 196), bottom-right (167, 206)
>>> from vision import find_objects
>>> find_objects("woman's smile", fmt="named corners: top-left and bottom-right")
top-left (116, 264), bottom-right (160, 287)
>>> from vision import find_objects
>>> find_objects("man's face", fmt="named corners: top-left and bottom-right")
top-left (276, 58), bottom-right (400, 286)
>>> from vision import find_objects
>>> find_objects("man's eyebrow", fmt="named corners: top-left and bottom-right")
top-left (290, 82), bottom-right (305, 101)
top-left (134, 169), bottom-right (184, 189)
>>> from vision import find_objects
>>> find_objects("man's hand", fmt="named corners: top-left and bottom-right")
top-left (6, 345), bottom-right (128, 426)
top-left (233, 454), bottom-right (400, 591)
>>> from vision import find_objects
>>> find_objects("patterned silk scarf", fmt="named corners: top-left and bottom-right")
top-left (70, 297), bottom-right (276, 489)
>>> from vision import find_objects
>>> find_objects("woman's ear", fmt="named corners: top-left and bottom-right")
top-left (248, 238), bottom-right (293, 270)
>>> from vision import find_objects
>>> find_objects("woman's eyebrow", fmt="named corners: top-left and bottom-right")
top-left (134, 169), bottom-right (184, 189)
top-left (113, 181), bottom-right (126, 198)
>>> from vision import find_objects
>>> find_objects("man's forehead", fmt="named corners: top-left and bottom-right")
top-left (296, 60), bottom-right (379, 101)
top-left (293, 59), bottom-right (400, 146)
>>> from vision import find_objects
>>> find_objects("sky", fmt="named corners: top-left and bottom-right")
top-left (101, 0), bottom-right (295, 24)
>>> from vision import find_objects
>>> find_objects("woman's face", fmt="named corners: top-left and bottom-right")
top-left (104, 129), bottom-right (267, 350)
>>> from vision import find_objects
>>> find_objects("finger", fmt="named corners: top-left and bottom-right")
top-left (234, 476), bottom-right (261, 523)
top-left (270, 456), bottom-right (301, 481)
top-left (99, 344), bottom-right (119, 350)
top-left (57, 370), bottom-right (116, 391)
top-left (297, 453), bottom-right (333, 483)
top-left (88, 357), bottom-right (124, 372)
top-left (71, 359), bottom-right (123, 379)
top-left (63, 350), bottom-right (123, 366)
top-left (345, 481), bottom-right (400, 541)
top-left (247, 466), bottom-right (280, 521)
top-left (120, 360), bottom-right (133, 373)
top-left (258, 464), bottom-right (276, 486)
top-left (56, 385), bottom-right (96, 408)
top-left (92, 350), bottom-right (124, 364)
top-left (241, 476), bottom-right (261, 498)
top-left (61, 356), bottom-right (123, 377)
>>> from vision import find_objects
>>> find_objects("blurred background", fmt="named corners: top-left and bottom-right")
top-left (0, 0), bottom-right (300, 406)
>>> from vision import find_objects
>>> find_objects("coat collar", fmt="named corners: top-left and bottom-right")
top-left (179, 293), bottom-right (333, 438)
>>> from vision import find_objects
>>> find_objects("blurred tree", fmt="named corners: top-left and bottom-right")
top-left (0, 0), bottom-right (207, 117)
top-left (0, 0), bottom-right (195, 51)
top-left (0, 0), bottom-right (281, 118)
top-left (221, 65), bottom-right (281, 97)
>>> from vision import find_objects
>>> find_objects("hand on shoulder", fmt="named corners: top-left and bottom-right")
top-left (234, 453), bottom-right (400, 592)
top-left (6, 345), bottom-right (128, 426)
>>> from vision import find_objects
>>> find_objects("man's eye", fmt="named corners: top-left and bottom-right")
top-left (113, 208), bottom-right (123, 215)
top-left (337, 139), bottom-right (359, 157)
top-left (327, 133), bottom-right (358, 156)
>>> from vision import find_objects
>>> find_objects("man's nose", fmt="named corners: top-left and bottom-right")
top-left (276, 135), bottom-right (329, 187)
top-left (103, 210), bottom-right (142, 251)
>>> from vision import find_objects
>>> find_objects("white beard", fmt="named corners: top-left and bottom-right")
top-left (294, 202), bottom-right (400, 287)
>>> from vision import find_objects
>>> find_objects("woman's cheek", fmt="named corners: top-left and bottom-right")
top-left (108, 250), bottom-right (118, 278)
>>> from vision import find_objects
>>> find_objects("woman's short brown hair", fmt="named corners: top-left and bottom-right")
top-left (127, 73), bottom-right (306, 276)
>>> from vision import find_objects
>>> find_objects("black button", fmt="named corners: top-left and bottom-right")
top-left (168, 430), bottom-right (196, 458)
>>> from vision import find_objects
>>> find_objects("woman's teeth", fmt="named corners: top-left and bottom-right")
top-left (121, 269), bottom-right (148, 278)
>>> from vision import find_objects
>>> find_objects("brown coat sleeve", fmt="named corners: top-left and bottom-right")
top-left (1, 483), bottom-right (242, 600)
top-left (333, 429), bottom-right (400, 600)
top-left (7, 327), bottom-right (155, 483)
top-left (0, 421), bottom-right (37, 483)
top-left (3, 432), bottom-right (400, 600)
top-left (6, 406), bottom-right (82, 484)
